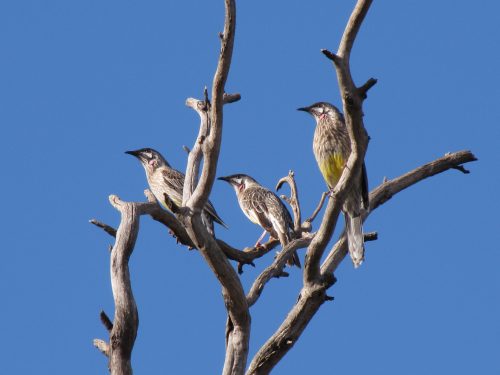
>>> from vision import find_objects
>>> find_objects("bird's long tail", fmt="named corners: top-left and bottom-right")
top-left (201, 211), bottom-right (215, 237)
top-left (345, 212), bottom-right (365, 268)
top-left (278, 230), bottom-right (301, 268)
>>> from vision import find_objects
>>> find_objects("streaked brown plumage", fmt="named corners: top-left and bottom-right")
top-left (218, 174), bottom-right (301, 268)
top-left (298, 102), bottom-right (368, 268)
top-left (126, 148), bottom-right (227, 235)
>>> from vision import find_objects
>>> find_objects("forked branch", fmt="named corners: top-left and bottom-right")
top-left (247, 150), bottom-right (476, 373)
top-left (304, 0), bottom-right (374, 285)
top-left (177, 2), bottom-right (251, 375)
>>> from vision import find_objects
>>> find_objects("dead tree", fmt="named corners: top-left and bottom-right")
top-left (91, 1), bottom-right (477, 374)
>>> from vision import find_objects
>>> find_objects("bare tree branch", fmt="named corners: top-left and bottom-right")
top-left (321, 151), bottom-right (477, 276)
top-left (304, 191), bottom-right (328, 224)
top-left (304, 0), bottom-right (374, 286)
top-left (186, 0), bottom-right (237, 213)
top-left (93, 339), bottom-right (109, 358)
top-left (90, 219), bottom-right (117, 238)
top-left (93, 195), bottom-right (140, 375)
top-left (92, 187), bottom-right (281, 273)
top-left (369, 150), bottom-right (477, 211)
top-left (217, 238), bottom-right (280, 274)
top-left (338, 0), bottom-right (373, 62)
top-left (174, 2), bottom-right (251, 374)
top-left (100, 310), bottom-right (113, 332)
top-left (276, 170), bottom-right (302, 234)
top-left (246, 236), bottom-right (312, 307)
top-left (183, 93), bottom-right (210, 206)
top-left (246, 277), bottom-right (335, 375)
top-left (248, 150), bottom-right (476, 373)
top-left (364, 231), bottom-right (378, 242)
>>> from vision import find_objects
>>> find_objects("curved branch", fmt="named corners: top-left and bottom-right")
top-left (248, 150), bottom-right (476, 373)
top-left (246, 279), bottom-right (335, 375)
top-left (276, 170), bottom-right (302, 234)
top-left (183, 92), bottom-right (241, 206)
top-left (304, 191), bottom-right (328, 225)
top-left (246, 237), bottom-right (312, 307)
top-left (178, 2), bottom-right (250, 375)
top-left (187, 0), bottom-right (237, 213)
top-left (183, 94), bottom-right (210, 206)
top-left (305, 0), bottom-right (374, 286)
top-left (338, 0), bottom-right (373, 61)
top-left (320, 151), bottom-right (477, 276)
top-left (93, 195), bottom-right (140, 375)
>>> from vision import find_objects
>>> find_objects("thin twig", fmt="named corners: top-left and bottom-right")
top-left (305, 191), bottom-right (329, 224)
top-left (90, 219), bottom-right (117, 238)
top-left (246, 237), bottom-right (312, 307)
top-left (100, 310), bottom-right (113, 332)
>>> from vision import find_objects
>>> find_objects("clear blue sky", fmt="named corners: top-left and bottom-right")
top-left (1, 1), bottom-right (498, 374)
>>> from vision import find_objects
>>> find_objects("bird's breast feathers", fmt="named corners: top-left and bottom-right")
top-left (319, 153), bottom-right (345, 188)
top-left (243, 207), bottom-right (262, 226)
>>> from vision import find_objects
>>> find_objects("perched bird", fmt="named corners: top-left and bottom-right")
top-left (126, 148), bottom-right (227, 235)
top-left (298, 102), bottom-right (369, 268)
top-left (218, 174), bottom-right (301, 268)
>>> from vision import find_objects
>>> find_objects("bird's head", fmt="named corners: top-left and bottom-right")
top-left (125, 148), bottom-right (168, 173)
top-left (297, 102), bottom-right (341, 123)
top-left (218, 174), bottom-right (257, 194)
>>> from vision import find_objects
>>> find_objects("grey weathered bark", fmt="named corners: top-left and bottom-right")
top-left (93, 195), bottom-right (140, 375)
top-left (246, 151), bottom-right (476, 374)
top-left (92, 0), bottom-right (477, 374)
top-left (180, 2), bottom-right (251, 375)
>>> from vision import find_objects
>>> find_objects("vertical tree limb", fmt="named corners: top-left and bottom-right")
top-left (93, 195), bottom-right (140, 375)
top-left (186, 0), bottom-right (236, 213)
top-left (304, 0), bottom-right (374, 287)
top-left (180, 2), bottom-right (251, 374)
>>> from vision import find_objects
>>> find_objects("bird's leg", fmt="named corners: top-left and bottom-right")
top-left (254, 230), bottom-right (268, 248)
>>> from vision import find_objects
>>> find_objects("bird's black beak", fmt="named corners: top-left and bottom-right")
top-left (125, 150), bottom-right (146, 163)
top-left (217, 176), bottom-right (231, 183)
top-left (297, 106), bottom-right (310, 113)
top-left (125, 150), bottom-right (140, 157)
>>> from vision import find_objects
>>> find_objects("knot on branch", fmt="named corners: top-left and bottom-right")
top-left (319, 272), bottom-right (337, 289)
top-left (343, 92), bottom-right (355, 108)
top-left (186, 90), bottom-right (240, 116)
